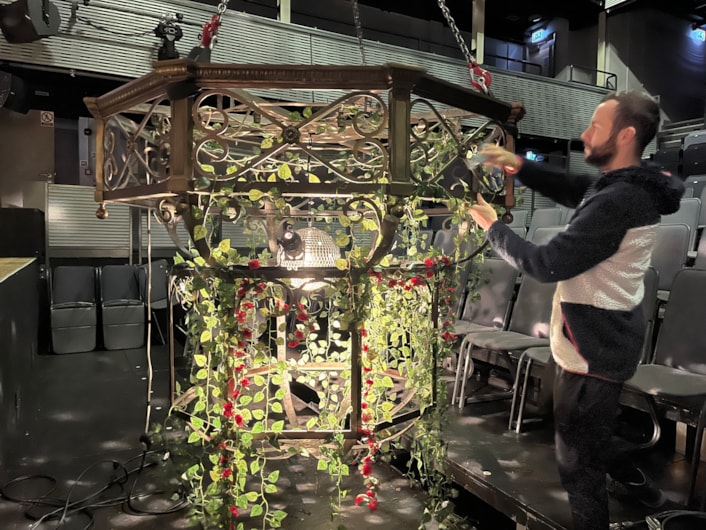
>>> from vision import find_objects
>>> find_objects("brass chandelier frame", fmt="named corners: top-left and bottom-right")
top-left (84, 59), bottom-right (525, 440)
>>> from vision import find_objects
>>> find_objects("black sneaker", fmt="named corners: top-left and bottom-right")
top-left (607, 468), bottom-right (667, 509)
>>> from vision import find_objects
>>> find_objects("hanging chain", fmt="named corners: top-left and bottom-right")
top-left (436, 0), bottom-right (475, 67)
top-left (352, 0), bottom-right (367, 65)
top-left (216, 0), bottom-right (230, 22)
top-left (191, 0), bottom-right (231, 54)
top-left (435, 0), bottom-right (491, 94)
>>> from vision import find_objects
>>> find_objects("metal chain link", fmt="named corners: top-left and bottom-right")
top-left (352, 0), bottom-right (367, 65)
top-left (205, 0), bottom-right (231, 51)
top-left (435, 0), bottom-right (492, 93)
top-left (436, 0), bottom-right (476, 67)
top-left (216, 0), bottom-right (230, 19)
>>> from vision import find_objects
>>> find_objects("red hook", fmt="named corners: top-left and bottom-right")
top-left (468, 63), bottom-right (492, 93)
top-left (200, 14), bottom-right (222, 49)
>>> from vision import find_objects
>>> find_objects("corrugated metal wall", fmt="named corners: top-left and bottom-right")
top-left (47, 184), bottom-right (131, 256)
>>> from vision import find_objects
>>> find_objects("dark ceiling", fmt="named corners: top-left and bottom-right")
top-left (357, 0), bottom-right (706, 42)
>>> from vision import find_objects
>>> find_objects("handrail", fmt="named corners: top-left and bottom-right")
top-left (485, 53), bottom-right (543, 76)
top-left (568, 65), bottom-right (618, 90)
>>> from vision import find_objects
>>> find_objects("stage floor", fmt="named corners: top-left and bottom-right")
top-left (1, 345), bottom-right (703, 529)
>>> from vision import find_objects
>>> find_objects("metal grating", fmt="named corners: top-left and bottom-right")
top-left (568, 151), bottom-right (600, 177)
top-left (140, 212), bottom-right (193, 250)
top-left (47, 184), bottom-right (130, 251)
top-left (221, 219), bottom-right (268, 250)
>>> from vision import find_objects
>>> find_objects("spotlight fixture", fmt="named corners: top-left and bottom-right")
top-left (277, 223), bottom-right (304, 260)
top-left (0, 0), bottom-right (61, 44)
top-left (154, 13), bottom-right (184, 61)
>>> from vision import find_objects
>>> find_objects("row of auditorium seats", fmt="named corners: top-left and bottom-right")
top-left (49, 260), bottom-right (170, 354)
top-left (449, 248), bottom-right (706, 508)
top-left (396, 195), bottom-right (706, 330)
top-left (652, 129), bottom-right (706, 178)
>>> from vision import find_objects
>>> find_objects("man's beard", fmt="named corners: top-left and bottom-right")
top-left (585, 132), bottom-right (618, 168)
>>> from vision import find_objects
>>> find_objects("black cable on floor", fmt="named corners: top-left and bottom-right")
top-left (0, 447), bottom-right (190, 529)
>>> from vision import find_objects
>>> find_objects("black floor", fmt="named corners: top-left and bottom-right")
top-left (0, 345), bottom-right (429, 530)
top-left (2, 344), bottom-right (705, 530)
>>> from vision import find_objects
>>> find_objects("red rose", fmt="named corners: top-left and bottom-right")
top-left (361, 463), bottom-right (373, 477)
top-left (248, 259), bottom-right (260, 270)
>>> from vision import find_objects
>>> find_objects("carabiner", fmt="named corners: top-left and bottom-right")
top-left (468, 63), bottom-right (492, 94)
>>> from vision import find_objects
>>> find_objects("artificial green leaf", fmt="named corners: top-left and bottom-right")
top-left (195, 175), bottom-right (212, 188)
top-left (193, 225), bottom-right (208, 241)
top-left (317, 458), bottom-right (328, 471)
top-left (267, 470), bottom-right (280, 483)
top-left (334, 258), bottom-right (348, 271)
top-left (271, 420), bottom-right (284, 433)
top-left (199, 330), bottom-right (212, 343)
top-left (308, 173), bottom-right (320, 183)
top-left (277, 164), bottom-right (292, 180)
top-left (265, 483), bottom-right (277, 494)
top-left (261, 137), bottom-right (274, 149)
top-left (195, 368), bottom-right (208, 380)
top-left (194, 354), bottom-right (207, 367)
top-left (248, 189), bottom-right (265, 202)
top-left (236, 495), bottom-right (249, 509)
top-left (252, 421), bottom-right (264, 434)
top-left (187, 432), bottom-right (201, 444)
top-left (250, 504), bottom-right (264, 517)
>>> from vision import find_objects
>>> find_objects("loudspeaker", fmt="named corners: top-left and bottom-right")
top-left (0, 71), bottom-right (30, 113)
top-left (0, 0), bottom-right (61, 44)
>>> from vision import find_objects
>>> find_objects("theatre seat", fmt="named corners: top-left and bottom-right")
top-left (100, 265), bottom-right (145, 350)
top-left (50, 266), bottom-right (98, 354)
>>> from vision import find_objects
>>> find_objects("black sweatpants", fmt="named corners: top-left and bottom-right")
top-left (553, 367), bottom-right (624, 530)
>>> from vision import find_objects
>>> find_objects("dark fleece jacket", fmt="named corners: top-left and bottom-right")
top-left (486, 160), bottom-right (684, 382)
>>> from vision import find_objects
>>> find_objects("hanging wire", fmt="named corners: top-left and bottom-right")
top-left (144, 212), bottom-right (154, 435)
top-left (352, 0), bottom-right (367, 65)
top-left (70, 15), bottom-right (155, 37)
